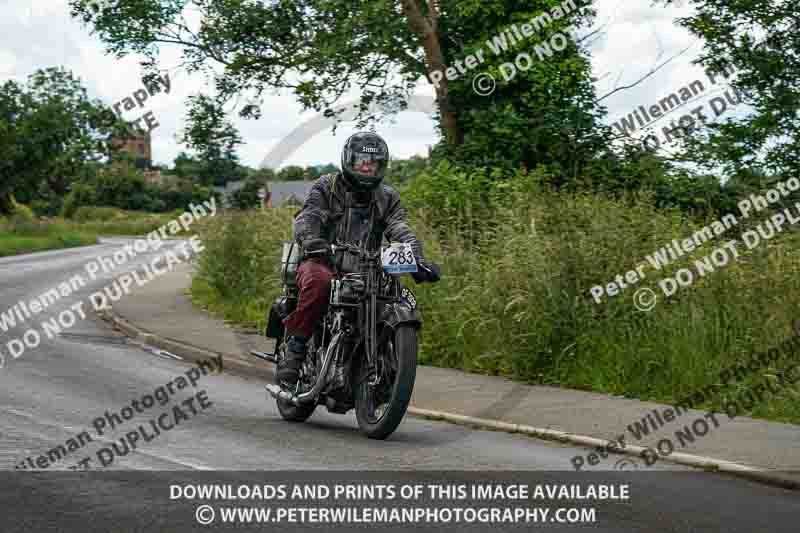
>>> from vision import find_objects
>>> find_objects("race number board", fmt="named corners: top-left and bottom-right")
top-left (381, 242), bottom-right (418, 274)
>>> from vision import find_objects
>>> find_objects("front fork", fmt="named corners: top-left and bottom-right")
top-left (364, 268), bottom-right (379, 385)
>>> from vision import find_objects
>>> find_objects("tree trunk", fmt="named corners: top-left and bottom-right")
top-left (401, 0), bottom-right (463, 145)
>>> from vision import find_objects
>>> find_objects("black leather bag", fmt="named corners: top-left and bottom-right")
top-left (265, 296), bottom-right (296, 339)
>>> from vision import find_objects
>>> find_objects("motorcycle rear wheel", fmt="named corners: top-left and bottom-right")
top-left (354, 325), bottom-right (417, 439)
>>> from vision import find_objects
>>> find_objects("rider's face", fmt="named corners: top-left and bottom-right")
top-left (353, 159), bottom-right (379, 176)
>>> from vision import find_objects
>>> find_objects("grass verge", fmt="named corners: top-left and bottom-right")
top-left (0, 207), bottom-right (188, 257)
top-left (0, 230), bottom-right (97, 257)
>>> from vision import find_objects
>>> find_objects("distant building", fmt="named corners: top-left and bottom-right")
top-left (111, 131), bottom-right (152, 169)
top-left (266, 181), bottom-right (313, 208)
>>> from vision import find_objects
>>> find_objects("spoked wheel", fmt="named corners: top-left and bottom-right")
top-left (275, 345), bottom-right (317, 422)
top-left (355, 326), bottom-right (417, 439)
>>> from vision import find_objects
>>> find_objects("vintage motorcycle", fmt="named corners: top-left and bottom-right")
top-left (252, 239), bottom-right (429, 439)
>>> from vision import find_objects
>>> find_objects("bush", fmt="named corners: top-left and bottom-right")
top-left (10, 198), bottom-right (35, 223)
top-left (61, 182), bottom-right (97, 218)
top-left (194, 208), bottom-right (295, 326)
top-left (62, 168), bottom-right (215, 218)
top-left (230, 178), bottom-right (264, 210)
top-left (30, 197), bottom-right (62, 217)
top-left (72, 206), bottom-right (127, 222)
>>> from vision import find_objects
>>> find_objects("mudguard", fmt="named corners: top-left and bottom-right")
top-left (375, 301), bottom-right (420, 352)
top-left (379, 301), bottom-right (421, 331)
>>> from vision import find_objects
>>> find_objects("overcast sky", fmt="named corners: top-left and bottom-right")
top-left (1, 0), bottom-right (714, 169)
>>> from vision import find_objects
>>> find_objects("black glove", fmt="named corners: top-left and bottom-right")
top-left (302, 238), bottom-right (331, 258)
top-left (412, 260), bottom-right (441, 284)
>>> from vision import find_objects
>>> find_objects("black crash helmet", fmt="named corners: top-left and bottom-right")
top-left (340, 132), bottom-right (390, 191)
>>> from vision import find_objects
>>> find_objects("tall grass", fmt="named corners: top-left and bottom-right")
top-left (0, 213), bottom-right (97, 257)
top-left (191, 185), bottom-right (800, 423)
top-left (192, 208), bottom-right (295, 325)
top-left (69, 206), bottom-right (189, 236)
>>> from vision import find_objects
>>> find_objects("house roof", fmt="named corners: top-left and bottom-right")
top-left (269, 181), bottom-right (313, 207)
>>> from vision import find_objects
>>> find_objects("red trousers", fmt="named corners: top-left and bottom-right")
top-left (282, 259), bottom-right (335, 339)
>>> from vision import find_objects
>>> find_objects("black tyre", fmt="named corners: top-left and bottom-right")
top-left (355, 326), bottom-right (417, 439)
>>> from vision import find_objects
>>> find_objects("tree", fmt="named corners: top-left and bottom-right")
top-left (171, 152), bottom-right (205, 180)
top-left (277, 165), bottom-right (308, 181)
top-left (0, 80), bottom-right (25, 214)
top-left (181, 94), bottom-right (247, 186)
top-left (68, 0), bottom-right (601, 153)
top-left (386, 155), bottom-right (429, 186)
top-left (305, 166), bottom-right (321, 180)
top-left (430, 1), bottom-right (617, 185)
top-left (317, 163), bottom-right (340, 175)
top-left (0, 67), bottom-right (124, 215)
top-left (248, 166), bottom-right (277, 182)
top-left (660, 0), bottom-right (800, 180)
top-left (230, 178), bottom-right (264, 209)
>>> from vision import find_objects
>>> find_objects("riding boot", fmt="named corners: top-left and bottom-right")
top-left (277, 335), bottom-right (307, 387)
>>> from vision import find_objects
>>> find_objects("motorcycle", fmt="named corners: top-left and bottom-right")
top-left (252, 239), bottom-right (429, 439)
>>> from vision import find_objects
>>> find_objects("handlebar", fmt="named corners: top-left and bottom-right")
top-left (331, 242), bottom-right (380, 260)
top-left (308, 242), bottom-right (428, 275)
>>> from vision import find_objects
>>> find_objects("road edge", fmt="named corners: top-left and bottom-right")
top-left (96, 307), bottom-right (275, 383)
top-left (95, 306), bottom-right (800, 491)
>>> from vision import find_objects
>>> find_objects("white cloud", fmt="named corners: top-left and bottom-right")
top-left (0, 49), bottom-right (19, 78)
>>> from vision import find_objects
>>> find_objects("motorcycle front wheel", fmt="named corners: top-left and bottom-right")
top-left (354, 325), bottom-right (417, 439)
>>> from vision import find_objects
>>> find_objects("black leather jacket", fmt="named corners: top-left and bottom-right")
top-left (294, 173), bottom-right (425, 263)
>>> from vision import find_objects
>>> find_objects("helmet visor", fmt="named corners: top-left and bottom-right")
top-left (346, 151), bottom-right (387, 178)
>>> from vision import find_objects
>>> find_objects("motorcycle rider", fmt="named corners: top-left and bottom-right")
top-left (277, 131), bottom-right (440, 386)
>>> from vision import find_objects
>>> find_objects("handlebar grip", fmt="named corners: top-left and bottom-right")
top-left (304, 247), bottom-right (331, 257)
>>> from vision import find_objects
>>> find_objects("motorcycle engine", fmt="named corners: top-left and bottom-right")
top-left (323, 342), bottom-right (355, 413)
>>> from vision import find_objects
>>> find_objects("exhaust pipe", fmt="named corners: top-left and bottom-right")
top-left (265, 384), bottom-right (295, 404)
top-left (264, 332), bottom-right (342, 406)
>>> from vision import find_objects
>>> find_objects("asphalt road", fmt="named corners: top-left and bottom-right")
top-left (0, 241), bottom-right (797, 532)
